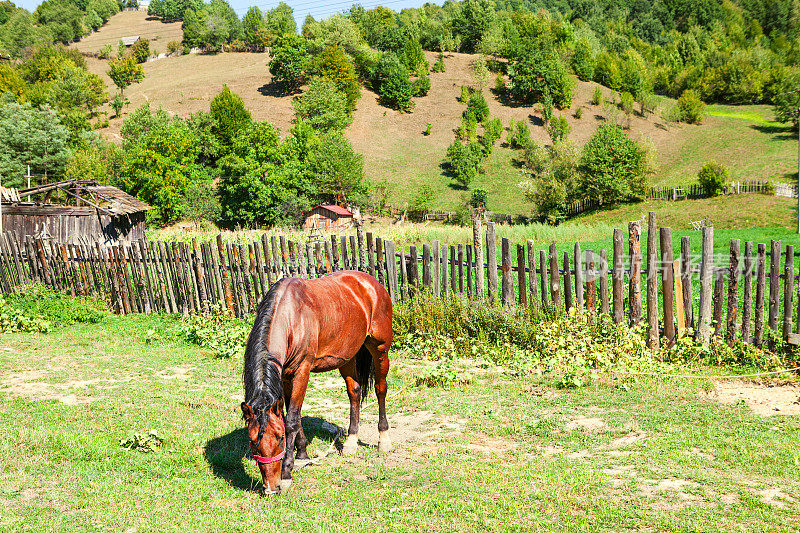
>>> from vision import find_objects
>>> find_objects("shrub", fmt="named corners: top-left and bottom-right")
top-left (481, 117), bottom-right (503, 154)
top-left (697, 160), bottom-right (729, 196)
top-left (507, 119), bottom-right (532, 149)
top-left (98, 44), bottom-right (113, 59)
top-left (4, 285), bottom-right (106, 329)
top-left (509, 48), bottom-right (573, 109)
top-left (409, 184), bottom-right (434, 219)
top-left (445, 140), bottom-right (483, 188)
top-left (591, 86), bottom-right (603, 105)
top-left (380, 70), bottom-right (415, 112)
top-left (571, 37), bottom-right (595, 81)
top-left (424, 122), bottom-right (432, 136)
top-left (412, 67), bottom-right (430, 97)
top-left (466, 90), bottom-right (489, 122)
top-left (268, 34), bottom-right (309, 94)
top-left (182, 180), bottom-right (221, 226)
top-left (763, 180), bottom-right (776, 195)
top-left (677, 89), bottom-right (705, 124)
top-left (307, 44), bottom-right (361, 113)
top-left (577, 123), bottom-right (649, 205)
top-left (432, 52), bottom-right (445, 73)
top-left (459, 85), bottom-right (470, 103)
top-left (620, 92), bottom-right (635, 115)
top-left (129, 38), bottom-right (150, 63)
top-left (519, 176), bottom-right (567, 225)
top-left (547, 115), bottom-right (570, 144)
top-left (167, 40), bottom-right (181, 54)
top-left (540, 89), bottom-right (554, 123)
top-left (459, 111), bottom-right (477, 142)
top-left (110, 93), bottom-right (129, 117)
top-left (470, 188), bottom-right (487, 210)
top-left (637, 93), bottom-right (659, 117)
top-left (181, 308), bottom-right (250, 358)
top-left (494, 73), bottom-right (505, 92)
top-left (0, 295), bottom-right (50, 333)
top-left (574, 107), bottom-right (583, 119)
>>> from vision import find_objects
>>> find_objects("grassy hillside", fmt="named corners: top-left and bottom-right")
top-left (80, 12), bottom-right (798, 217)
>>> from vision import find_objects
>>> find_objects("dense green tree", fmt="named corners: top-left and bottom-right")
top-left (209, 84), bottom-right (252, 148)
top-left (0, 102), bottom-right (70, 187)
top-left (181, 8), bottom-right (204, 48)
top-left (34, 0), bottom-right (84, 44)
top-left (307, 130), bottom-right (366, 204)
top-left (107, 57), bottom-right (144, 94)
top-left (268, 33), bottom-right (309, 93)
top-left (577, 123), bottom-right (649, 205)
top-left (0, 11), bottom-right (51, 58)
top-left (509, 48), bottom-right (573, 109)
top-left (571, 37), bottom-right (595, 81)
top-left (452, 0), bottom-right (496, 53)
top-left (0, 63), bottom-right (25, 98)
top-left (292, 77), bottom-right (350, 132)
top-left (593, 52), bottom-right (622, 90)
top-left (45, 63), bottom-right (106, 115)
top-left (242, 6), bottom-right (268, 50)
top-left (445, 140), bottom-right (483, 187)
top-left (375, 52), bottom-right (414, 111)
top-left (266, 2), bottom-right (296, 36)
top-left (307, 44), bottom-right (361, 112)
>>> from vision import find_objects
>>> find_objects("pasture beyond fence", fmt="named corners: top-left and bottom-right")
top-left (2, 214), bottom-right (799, 351)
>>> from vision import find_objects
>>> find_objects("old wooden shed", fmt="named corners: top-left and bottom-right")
top-left (303, 204), bottom-right (355, 231)
top-left (1, 179), bottom-right (152, 245)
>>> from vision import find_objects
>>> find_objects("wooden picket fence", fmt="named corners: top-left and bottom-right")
top-left (1, 214), bottom-right (798, 350)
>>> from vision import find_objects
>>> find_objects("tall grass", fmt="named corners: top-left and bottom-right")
top-left (149, 220), bottom-right (617, 247)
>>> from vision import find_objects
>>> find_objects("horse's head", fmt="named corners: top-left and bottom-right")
top-left (241, 400), bottom-right (286, 495)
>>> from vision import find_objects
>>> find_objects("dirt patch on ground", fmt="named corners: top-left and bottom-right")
top-left (565, 416), bottom-right (609, 432)
top-left (708, 380), bottom-right (800, 416)
top-left (155, 365), bottom-right (195, 380)
top-left (0, 369), bottom-right (138, 405)
top-left (466, 435), bottom-right (519, 457)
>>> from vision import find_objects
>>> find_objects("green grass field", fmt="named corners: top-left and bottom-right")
top-left (1, 313), bottom-right (799, 531)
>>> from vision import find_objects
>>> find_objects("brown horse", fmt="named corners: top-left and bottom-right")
top-left (240, 270), bottom-right (393, 495)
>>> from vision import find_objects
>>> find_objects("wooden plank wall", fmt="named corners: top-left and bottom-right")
top-left (2, 213), bottom-right (798, 349)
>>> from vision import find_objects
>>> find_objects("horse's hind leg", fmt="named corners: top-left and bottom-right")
top-left (365, 341), bottom-right (391, 453)
top-left (282, 379), bottom-right (310, 460)
top-left (338, 357), bottom-right (361, 455)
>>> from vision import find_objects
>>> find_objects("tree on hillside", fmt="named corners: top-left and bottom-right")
top-left (509, 48), bottom-right (573, 109)
top-left (269, 34), bottom-right (309, 93)
top-left (577, 123), bottom-right (649, 205)
top-left (307, 130), bottom-right (366, 204)
top-left (0, 102), bottom-right (70, 187)
top-left (34, 0), bottom-right (84, 43)
top-left (266, 2), bottom-right (296, 36)
top-left (209, 84), bottom-right (251, 147)
top-left (242, 6), bottom-right (269, 50)
top-left (0, 11), bottom-right (51, 58)
top-left (45, 64), bottom-right (107, 115)
top-left (292, 76), bottom-right (350, 132)
top-left (108, 57), bottom-right (145, 94)
top-left (306, 44), bottom-right (361, 112)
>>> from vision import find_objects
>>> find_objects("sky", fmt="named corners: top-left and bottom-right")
top-left (14, 0), bottom-right (436, 25)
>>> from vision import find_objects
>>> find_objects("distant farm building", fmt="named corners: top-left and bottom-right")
top-left (303, 204), bottom-right (355, 231)
top-left (1, 179), bottom-right (152, 245)
top-left (121, 36), bottom-right (140, 46)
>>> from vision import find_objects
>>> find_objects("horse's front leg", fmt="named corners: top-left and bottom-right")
top-left (338, 357), bottom-right (361, 455)
top-left (282, 379), bottom-right (310, 460)
top-left (280, 371), bottom-right (310, 491)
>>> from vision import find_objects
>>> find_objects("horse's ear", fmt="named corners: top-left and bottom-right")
top-left (241, 402), bottom-right (254, 421)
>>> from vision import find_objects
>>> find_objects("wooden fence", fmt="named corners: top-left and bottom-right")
top-left (1, 214), bottom-right (799, 350)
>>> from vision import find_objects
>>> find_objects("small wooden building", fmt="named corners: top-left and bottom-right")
top-left (1, 179), bottom-right (152, 245)
top-left (303, 204), bottom-right (355, 231)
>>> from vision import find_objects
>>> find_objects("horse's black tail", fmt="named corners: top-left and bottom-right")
top-left (355, 344), bottom-right (374, 404)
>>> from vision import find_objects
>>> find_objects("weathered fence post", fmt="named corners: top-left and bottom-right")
top-left (646, 213), bottom-right (658, 349)
top-left (768, 239), bottom-right (781, 350)
top-left (680, 236), bottom-right (693, 331)
top-left (660, 227), bottom-right (675, 346)
top-left (548, 243), bottom-right (561, 311)
top-left (517, 244), bottom-right (526, 307)
top-left (574, 242), bottom-right (583, 310)
top-left (473, 218), bottom-right (484, 301)
top-left (539, 250), bottom-right (549, 310)
top-left (628, 221), bottom-right (642, 326)
top-left (501, 238), bottom-right (512, 306)
top-left (612, 229), bottom-right (624, 323)
top-left (742, 241), bottom-right (753, 343)
top-left (697, 227), bottom-right (714, 345)
top-left (754, 243), bottom-right (767, 347)
top-left (783, 245), bottom-right (794, 342)
top-left (486, 222), bottom-right (498, 303)
top-left (725, 239), bottom-right (740, 346)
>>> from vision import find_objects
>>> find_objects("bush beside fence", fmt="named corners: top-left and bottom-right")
top-left (1, 214), bottom-right (798, 351)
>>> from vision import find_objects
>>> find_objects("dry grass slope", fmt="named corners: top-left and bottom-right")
top-left (79, 12), bottom-right (797, 218)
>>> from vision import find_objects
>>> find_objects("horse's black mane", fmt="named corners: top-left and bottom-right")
top-left (243, 278), bottom-right (287, 434)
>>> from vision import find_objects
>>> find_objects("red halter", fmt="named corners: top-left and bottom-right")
top-left (252, 444), bottom-right (286, 464)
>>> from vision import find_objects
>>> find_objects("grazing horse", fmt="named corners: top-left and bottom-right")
top-left (240, 270), bottom-right (393, 495)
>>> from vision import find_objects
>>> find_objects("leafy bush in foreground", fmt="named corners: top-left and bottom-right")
top-left (181, 307), bottom-right (250, 358)
top-left (3, 285), bottom-right (106, 330)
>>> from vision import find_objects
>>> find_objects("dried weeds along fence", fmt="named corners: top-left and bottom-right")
top-left (1, 213), bottom-right (797, 350)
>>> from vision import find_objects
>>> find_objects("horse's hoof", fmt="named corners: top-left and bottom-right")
top-left (342, 434), bottom-right (359, 455)
top-left (278, 479), bottom-right (293, 493)
top-left (378, 431), bottom-right (392, 453)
